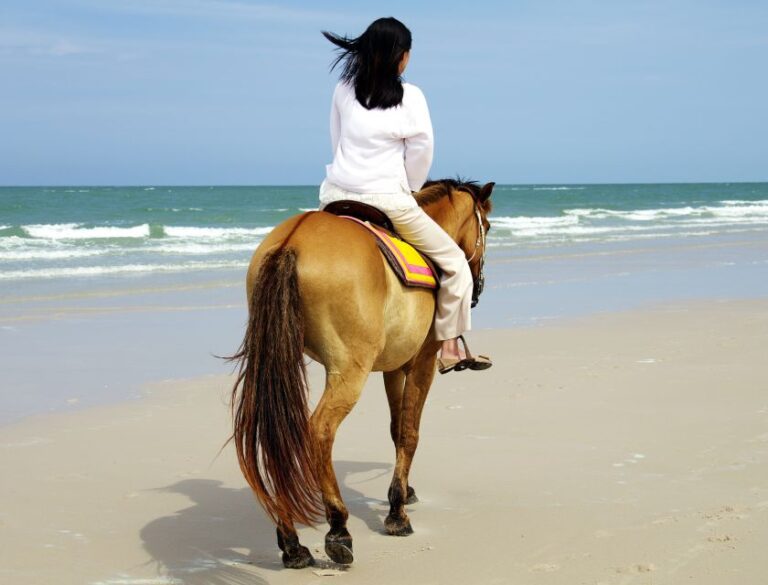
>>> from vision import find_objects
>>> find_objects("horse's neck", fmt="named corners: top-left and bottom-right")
top-left (421, 194), bottom-right (472, 243)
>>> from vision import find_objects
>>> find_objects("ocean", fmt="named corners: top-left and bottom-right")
top-left (2, 182), bottom-right (768, 424)
top-left (1, 182), bottom-right (768, 286)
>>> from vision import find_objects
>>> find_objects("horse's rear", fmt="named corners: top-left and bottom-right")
top-left (248, 211), bottom-right (435, 371)
top-left (234, 210), bottom-right (435, 566)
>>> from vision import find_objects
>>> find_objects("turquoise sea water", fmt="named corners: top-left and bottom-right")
top-left (2, 183), bottom-right (768, 285)
top-left (2, 182), bottom-right (768, 425)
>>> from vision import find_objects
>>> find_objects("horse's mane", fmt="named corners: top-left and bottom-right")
top-left (415, 178), bottom-right (481, 207)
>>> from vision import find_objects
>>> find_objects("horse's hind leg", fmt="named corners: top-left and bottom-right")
top-left (311, 365), bottom-right (371, 564)
top-left (276, 520), bottom-right (314, 569)
top-left (385, 344), bottom-right (438, 536)
top-left (384, 370), bottom-right (418, 505)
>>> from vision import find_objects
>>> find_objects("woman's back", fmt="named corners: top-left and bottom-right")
top-left (326, 81), bottom-right (433, 195)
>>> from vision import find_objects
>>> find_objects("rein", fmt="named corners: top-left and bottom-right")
top-left (466, 204), bottom-right (487, 308)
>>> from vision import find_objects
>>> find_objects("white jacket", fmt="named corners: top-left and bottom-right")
top-left (323, 81), bottom-right (434, 210)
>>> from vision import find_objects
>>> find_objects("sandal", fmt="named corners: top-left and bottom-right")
top-left (437, 356), bottom-right (470, 375)
top-left (437, 336), bottom-right (493, 374)
top-left (458, 335), bottom-right (493, 371)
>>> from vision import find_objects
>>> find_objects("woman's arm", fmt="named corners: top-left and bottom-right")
top-left (404, 86), bottom-right (434, 192)
top-left (330, 83), bottom-right (341, 155)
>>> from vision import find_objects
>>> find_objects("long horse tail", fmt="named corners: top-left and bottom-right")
top-left (229, 244), bottom-right (323, 527)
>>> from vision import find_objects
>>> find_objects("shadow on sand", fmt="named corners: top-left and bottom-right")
top-left (139, 460), bottom-right (392, 583)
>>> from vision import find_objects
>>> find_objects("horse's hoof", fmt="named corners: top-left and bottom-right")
top-left (325, 541), bottom-right (354, 565)
top-left (325, 531), bottom-right (354, 565)
top-left (385, 514), bottom-right (414, 536)
top-left (277, 527), bottom-right (315, 569)
top-left (281, 545), bottom-right (315, 569)
top-left (406, 486), bottom-right (419, 505)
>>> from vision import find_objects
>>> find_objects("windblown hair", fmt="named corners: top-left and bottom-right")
top-left (322, 17), bottom-right (412, 110)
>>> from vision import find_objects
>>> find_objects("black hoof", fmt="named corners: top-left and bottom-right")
top-left (277, 527), bottom-right (315, 569)
top-left (385, 514), bottom-right (414, 536)
top-left (282, 547), bottom-right (314, 569)
top-left (406, 485), bottom-right (419, 505)
top-left (325, 530), bottom-right (354, 565)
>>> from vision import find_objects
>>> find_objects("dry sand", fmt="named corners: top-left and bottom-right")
top-left (2, 299), bottom-right (767, 584)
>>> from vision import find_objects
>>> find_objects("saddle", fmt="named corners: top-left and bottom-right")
top-left (323, 200), bottom-right (395, 232)
top-left (323, 200), bottom-right (439, 290)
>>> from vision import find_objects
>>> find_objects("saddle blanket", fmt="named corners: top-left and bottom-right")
top-left (340, 216), bottom-right (439, 289)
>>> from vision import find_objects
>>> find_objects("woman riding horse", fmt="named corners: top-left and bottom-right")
top-left (320, 17), bottom-right (491, 374)
top-left (230, 18), bottom-right (494, 569)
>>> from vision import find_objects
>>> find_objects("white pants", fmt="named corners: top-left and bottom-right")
top-left (319, 181), bottom-right (472, 340)
top-left (387, 206), bottom-right (473, 340)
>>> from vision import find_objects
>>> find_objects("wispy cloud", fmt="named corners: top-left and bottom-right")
top-left (0, 29), bottom-right (101, 58)
top-left (73, 0), bottom-right (343, 23)
top-left (0, 0), bottom-right (352, 61)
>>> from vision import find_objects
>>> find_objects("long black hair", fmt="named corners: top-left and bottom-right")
top-left (322, 17), bottom-right (412, 110)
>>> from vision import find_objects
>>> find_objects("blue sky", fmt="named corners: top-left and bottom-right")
top-left (1, 0), bottom-right (766, 185)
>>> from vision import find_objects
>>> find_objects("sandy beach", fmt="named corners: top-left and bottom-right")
top-left (2, 298), bottom-right (767, 584)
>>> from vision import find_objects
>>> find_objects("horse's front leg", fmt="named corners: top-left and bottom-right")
top-left (385, 342), bottom-right (439, 536)
top-left (310, 366), bottom-right (370, 564)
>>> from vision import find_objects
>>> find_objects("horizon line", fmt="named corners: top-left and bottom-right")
top-left (2, 179), bottom-right (767, 188)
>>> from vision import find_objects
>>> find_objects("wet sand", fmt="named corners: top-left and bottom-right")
top-left (2, 299), bottom-right (767, 584)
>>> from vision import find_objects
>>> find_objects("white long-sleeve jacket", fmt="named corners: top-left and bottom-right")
top-left (323, 81), bottom-right (434, 210)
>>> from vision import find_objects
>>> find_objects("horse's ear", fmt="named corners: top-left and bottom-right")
top-left (478, 182), bottom-right (495, 204)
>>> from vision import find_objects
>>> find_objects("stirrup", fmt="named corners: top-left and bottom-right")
top-left (457, 335), bottom-right (492, 371)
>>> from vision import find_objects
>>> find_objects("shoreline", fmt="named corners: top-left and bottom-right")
top-left (2, 298), bottom-right (768, 584)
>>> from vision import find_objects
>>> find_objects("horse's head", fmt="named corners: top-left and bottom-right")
top-left (417, 179), bottom-right (495, 307)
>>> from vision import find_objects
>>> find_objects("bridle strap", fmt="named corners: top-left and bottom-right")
top-left (466, 206), bottom-right (485, 264)
top-left (466, 204), bottom-right (487, 308)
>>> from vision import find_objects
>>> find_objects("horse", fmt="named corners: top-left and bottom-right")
top-left (230, 178), bottom-right (494, 568)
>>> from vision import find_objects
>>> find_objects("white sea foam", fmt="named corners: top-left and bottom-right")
top-left (163, 226), bottom-right (273, 238)
top-left (146, 242), bottom-right (257, 255)
top-left (704, 203), bottom-right (768, 218)
top-left (486, 201), bottom-right (768, 245)
top-left (0, 260), bottom-right (248, 280)
top-left (563, 202), bottom-right (768, 223)
top-left (0, 235), bottom-right (35, 249)
top-left (23, 223), bottom-right (150, 239)
top-left (721, 199), bottom-right (768, 205)
top-left (492, 215), bottom-right (579, 230)
top-left (0, 248), bottom-right (105, 261)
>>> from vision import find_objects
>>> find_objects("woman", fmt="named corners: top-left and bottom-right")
top-left (319, 17), bottom-right (491, 374)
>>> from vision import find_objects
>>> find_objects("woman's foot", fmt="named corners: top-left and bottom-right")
top-left (437, 336), bottom-right (492, 374)
top-left (437, 338), bottom-right (467, 374)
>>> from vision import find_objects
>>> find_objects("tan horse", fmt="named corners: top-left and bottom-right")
top-left (230, 178), bottom-right (494, 568)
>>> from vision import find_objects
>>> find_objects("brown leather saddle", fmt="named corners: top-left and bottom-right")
top-left (323, 200), bottom-right (396, 233)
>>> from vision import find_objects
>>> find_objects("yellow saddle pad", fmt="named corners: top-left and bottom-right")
top-left (341, 216), bottom-right (439, 289)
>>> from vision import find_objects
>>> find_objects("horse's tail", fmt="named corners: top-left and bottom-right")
top-left (229, 245), bottom-right (323, 527)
